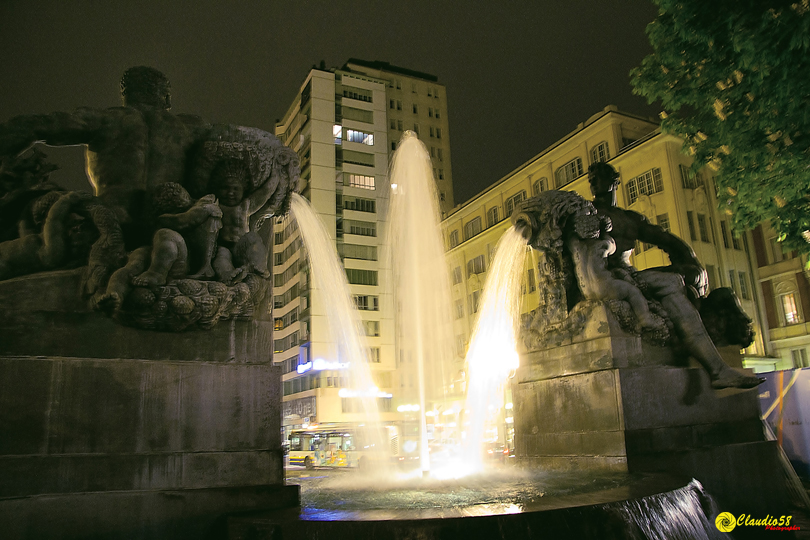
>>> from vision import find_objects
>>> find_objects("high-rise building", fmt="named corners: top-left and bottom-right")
top-left (273, 61), bottom-right (454, 437)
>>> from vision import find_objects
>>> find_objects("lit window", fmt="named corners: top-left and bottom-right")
top-left (590, 141), bottom-right (610, 164)
top-left (345, 174), bottom-right (375, 190)
top-left (782, 293), bottom-right (801, 325)
top-left (345, 129), bottom-right (374, 145)
top-left (333, 124), bottom-right (342, 145)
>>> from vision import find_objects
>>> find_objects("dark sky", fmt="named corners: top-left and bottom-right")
top-left (0, 0), bottom-right (661, 205)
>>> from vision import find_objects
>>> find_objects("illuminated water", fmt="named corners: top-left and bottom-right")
top-left (462, 226), bottom-right (528, 472)
top-left (385, 132), bottom-right (456, 474)
top-left (289, 193), bottom-right (383, 441)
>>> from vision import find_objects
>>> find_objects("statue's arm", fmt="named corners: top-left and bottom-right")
top-left (0, 107), bottom-right (110, 157)
top-left (156, 195), bottom-right (221, 230)
top-left (635, 212), bottom-right (707, 295)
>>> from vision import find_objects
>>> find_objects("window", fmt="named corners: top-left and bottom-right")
top-left (455, 300), bottom-right (464, 319)
top-left (398, 120), bottom-right (403, 131)
top-left (345, 220), bottom-right (376, 237)
top-left (437, 168), bottom-right (444, 180)
top-left (463, 217), bottom-right (483, 241)
top-left (731, 233), bottom-right (741, 251)
top-left (429, 127), bottom-right (435, 137)
top-left (769, 237), bottom-right (784, 263)
top-left (413, 123), bottom-right (420, 135)
top-left (391, 142), bottom-right (396, 151)
top-left (656, 213), bottom-right (670, 232)
top-left (436, 127), bottom-right (442, 139)
top-left (697, 214), bottom-right (710, 243)
top-left (344, 196), bottom-right (376, 213)
top-left (397, 100), bottom-right (402, 110)
top-left (468, 290), bottom-right (482, 313)
top-left (782, 293), bottom-right (801, 325)
top-left (389, 99), bottom-right (395, 109)
top-left (333, 124), bottom-right (343, 145)
top-left (341, 85), bottom-right (372, 102)
top-left (413, 104), bottom-right (418, 114)
top-left (428, 107), bottom-right (434, 117)
top-left (504, 190), bottom-right (527, 217)
top-left (451, 266), bottom-right (462, 284)
top-left (389, 119), bottom-right (396, 130)
top-left (686, 211), bottom-right (697, 241)
top-left (527, 269), bottom-right (536, 292)
top-left (555, 157), bottom-right (584, 186)
top-left (435, 109), bottom-right (440, 119)
top-left (466, 255), bottom-right (486, 277)
top-left (791, 349), bottom-right (808, 368)
top-left (679, 164), bottom-right (703, 189)
top-left (346, 268), bottom-right (378, 286)
top-left (728, 271), bottom-right (738, 295)
top-left (590, 141), bottom-right (610, 164)
top-left (720, 221), bottom-right (731, 248)
top-left (487, 206), bottom-right (500, 227)
top-left (343, 244), bottom-right (377, 261)
top-left (532, 177), bottom-right (547, 196)
top-left (396, 79), bottom-right (401, 89)
top-left (738, 272), bottom-right (750, 300)
top-left (354, 295), bottom-right (379, 311)
top-left (363, 320), bottom-right (380, 337)
top-left (342, 106), bottom-right (374, 124)
top-left (342, 149), bottom-right (375, 167)
top-left (627, 167), bottom-right (663, 204)
top-left (456, 335), bottom-right (467, 357)
top-left (369, 347), bottom-right (381, 363)
top-left (449, 230), bottom-right (460, 248)
top-left (437, 148), bottom-right (443, 161)
top-left (345, 173), bottom-right (375, 190)
top-left (344, 129), bottom-right (374, 145)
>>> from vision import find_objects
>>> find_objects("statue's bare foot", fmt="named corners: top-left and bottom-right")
top-left (94, 292), bottom-right (123, 314)
top-left (189, 264), bottom-right (216, 280)
top-left (224, 266), bottom-right (249, 285)
top-left (132, 270), bottom-right (166, 287)
top-left (711, 368), bottom-right (764, 389)
top-left (637, 312), bottom-right (665, 330)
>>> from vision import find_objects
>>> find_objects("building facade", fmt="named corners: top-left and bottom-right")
top-left (273, 61), bottom-right (454, 436)
top-left (442, 106), bottom-right (770, 401)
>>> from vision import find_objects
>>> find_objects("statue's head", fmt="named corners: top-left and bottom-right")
top-left (588, 162), bottom-right (620, 200)
top-left (209, 159), bottom-right (249, 206)
top-left (120, 66), bottom-right (171, 110)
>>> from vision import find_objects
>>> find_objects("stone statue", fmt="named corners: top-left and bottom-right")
top-left (0, 67), bottom-right (298, 331)
top-left (514, 162), bottom-right (761, 389)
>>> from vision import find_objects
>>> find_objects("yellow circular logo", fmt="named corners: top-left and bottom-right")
top-left (715, 512), bottom-right (736, 532)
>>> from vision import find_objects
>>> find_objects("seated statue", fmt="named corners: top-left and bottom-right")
top-left (513, 162), bottom-right (761, 390)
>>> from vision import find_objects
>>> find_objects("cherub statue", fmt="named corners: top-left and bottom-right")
top-left (208, 158), bottom-right (273, 284)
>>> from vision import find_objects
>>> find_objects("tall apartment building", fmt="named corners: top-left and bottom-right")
top-left (440, 106), bottom-right (771, 430)
top-left (273, 61), bottom-right (454, 436)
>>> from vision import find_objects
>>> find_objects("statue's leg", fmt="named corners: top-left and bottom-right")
top-left (132, 229), bottom-right (187, 287)
top-left (188, 216), bottom-right (220, 280)
top-left (613, 281), bottom-right (660, 329)
top-left (96, 246), bottom-right (150, 313)
top-left (637, 270), bottom-right (761, 389)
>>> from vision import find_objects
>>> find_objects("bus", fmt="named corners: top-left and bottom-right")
top-left (286, 423), bottom-right (420, 469)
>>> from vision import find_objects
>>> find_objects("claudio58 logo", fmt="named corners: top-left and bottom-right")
top-left (715, 511), bottom-right (799, 532)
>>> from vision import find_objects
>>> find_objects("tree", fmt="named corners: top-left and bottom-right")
top-left (631, 0), bottom-right (810, 259)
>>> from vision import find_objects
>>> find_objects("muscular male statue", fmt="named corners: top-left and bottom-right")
top-left (588, 162), bottom-right (761, 389)
top-left (0, 66), bottom-right (210, 245)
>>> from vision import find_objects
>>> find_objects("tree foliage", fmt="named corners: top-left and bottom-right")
top-left (631, 0), bottom-right (810, 257)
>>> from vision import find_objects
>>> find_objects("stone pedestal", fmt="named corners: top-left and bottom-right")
top-left (0, 270), bottom-right (298, 539)
top-left (514, 303), bottom-right (789, 514)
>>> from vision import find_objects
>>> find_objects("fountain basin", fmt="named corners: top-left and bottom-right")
top-left (228, 469), bottom-right (726, 539)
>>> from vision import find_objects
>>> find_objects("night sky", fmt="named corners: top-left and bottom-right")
top-left (0, 1), bottom-right (661, 205)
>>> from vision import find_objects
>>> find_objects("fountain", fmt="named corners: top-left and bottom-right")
top-left (228, 136), bottom-right (748, 539)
